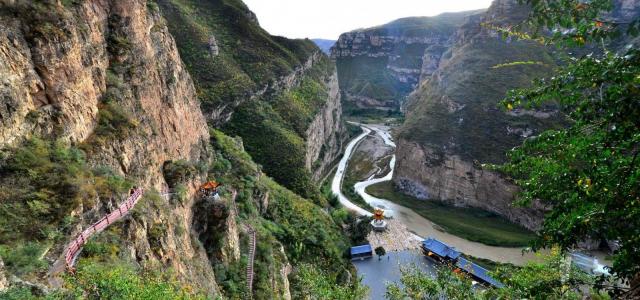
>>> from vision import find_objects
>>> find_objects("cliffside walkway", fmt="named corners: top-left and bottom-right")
top-left (244, 224), bottom-right (257, 300)
top-left (49, 188), bottom-right (145, 283)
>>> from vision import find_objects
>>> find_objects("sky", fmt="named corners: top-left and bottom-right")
top-left (243, 0), bottom-right (494, 40)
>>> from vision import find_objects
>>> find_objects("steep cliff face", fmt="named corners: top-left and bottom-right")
top-left (1, 1), bottom-right (354, 298)
top-left (394, 0), bottom-right (563, 230)
top-left (0, 0), bottom-right (219, 295)
top-left (159, 0), bottom-right (346, 198)
top-left (331, 12), bottom-right (481, 113)
top-left (0, 0), bottom-right (222, 291)
top-left (305, 71), bottom-right (345, 181)
top-left (395, 140), bottom-right (544, 230)
top-left (394, 0), bottom-right (640, 230)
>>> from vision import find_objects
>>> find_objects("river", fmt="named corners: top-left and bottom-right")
top-left (332, 123), bottom-right (541, 265)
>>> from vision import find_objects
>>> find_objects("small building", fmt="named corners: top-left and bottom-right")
top-left (455, 257), bottom-right (504, 288)
top-left (350, 244), bottom-right (373, 260)
top-left (421, 238), bottom-right (461, 263)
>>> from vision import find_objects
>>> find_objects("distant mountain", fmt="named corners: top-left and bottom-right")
top-left (331, 11), bottom-right (482, 114)
top-left (312, 39), bottom-right (336, 54)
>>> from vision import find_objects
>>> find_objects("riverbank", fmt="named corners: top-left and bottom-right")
top-left (333, 123), bottom-right (544, 265)
top-left (366, 181), bottom-right (536, 247)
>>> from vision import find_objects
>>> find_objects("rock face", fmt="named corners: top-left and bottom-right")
top-left (0, 257), bottom-right (6, 292)
top-left (158, 0), bottom-right (346, 191)
top-left (0, 0), bottom-right (216, 294)
top-left (305, 71), bottom-right (346, 181)
top-left (394, 140), bottom-right (544, 230)
top-left (0, 0), bottom-right (351, 298)
top-left (394, 0), bottom-right (640, 230)
top-left (394, 0), bottom-right (559, 230)
top-left (331, 13), bottom-right (482, 112)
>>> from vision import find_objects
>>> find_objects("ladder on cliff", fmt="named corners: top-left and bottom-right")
top-left (244, 224), bottom-right (257, 300)
top-left (49, 188), bottom-right (145, 285)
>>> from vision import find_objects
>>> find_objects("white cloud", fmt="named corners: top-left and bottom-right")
top-left (243, 0), bottom-right (494, 40)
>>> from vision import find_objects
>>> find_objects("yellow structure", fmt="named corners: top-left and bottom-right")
top-left (374, 208), bottom-right (384, 221)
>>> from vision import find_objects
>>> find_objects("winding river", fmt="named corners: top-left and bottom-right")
top-left (332, 123), bottom-right (541, 265)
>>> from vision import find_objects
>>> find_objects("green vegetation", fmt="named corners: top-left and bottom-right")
top-left (157, 0), bottom-right (319, 108)
top-left (80, 102), bottom-right (138, 154)
top-left (0, 261), bottom-right (207, 299)
top-left (496, 0), bottom-right (640, 288)
top-left (292, 264), bottom-right (369, 300)
top-left (0, 139), bottom-right (132, 266)
top-left (374, 246), bottom-right (386, 259)
top-left (209, 129), bottom-right (363, 299)
top-left (158, 0), bottom-right (336, 201)
top-left (162, 159), bottom-right (199, 188)
top-left (399, 36), bottom-right (566, 164)
top-left (366, 182), bottom-right (535, 247)
top-left (386, 250), bottom-right (610, 300)
top-left (335, 13), bottom-right (477, 114)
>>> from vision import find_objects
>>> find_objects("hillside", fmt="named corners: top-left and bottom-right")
top-left (0, 0), bottom-right (360, 298)
top-left (393, 0), bottom-right (564, 230)
top-left (158, 0), bottom-right (346, 199)
top-left (394, 0), bottom-right (640, 230)
top-left (331, 11), bottom-right (483, 115)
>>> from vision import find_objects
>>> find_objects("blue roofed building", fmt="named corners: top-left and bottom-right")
top-left (421, 237), bottom-right (504, 288)
top-left (351, 244), bottom-right (373, 260)
top-left (421, 238), bottom-right (461, 262)
top-left (456, 257), bottom-right (504, 288)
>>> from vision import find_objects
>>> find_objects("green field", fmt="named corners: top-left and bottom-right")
top-left (365, 182), bottom-right (536, 247)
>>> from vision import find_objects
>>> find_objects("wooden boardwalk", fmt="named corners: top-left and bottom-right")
top-left (48, 188), bottom-right (144, 285)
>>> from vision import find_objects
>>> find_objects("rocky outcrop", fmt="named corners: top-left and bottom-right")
top-left (305, 71), bottom-right (345, 181)
top-left (332, 13), bottom-right (482, 112)
top-left (0, 257), bottom-right (6, 292)
top-left (0, 0), bottom-right (216, 294)
top-left (207, 51), bottom-right (325, 126)
top-left (394, 140), bottom-right (543, 230)
top-left (394, 0), bottom-right (558, 229)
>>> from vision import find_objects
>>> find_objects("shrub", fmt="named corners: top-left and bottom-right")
top-left (0, 242), bottom-right (48, 276)
top-left (163, 160), bottom-right (197, 188)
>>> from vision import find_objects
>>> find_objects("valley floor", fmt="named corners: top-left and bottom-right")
top-left (335, 122), bottom-right (545, 265)
top-left (365, 182), bottom-right (535, 247)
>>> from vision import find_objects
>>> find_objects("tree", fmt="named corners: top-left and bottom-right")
top-left (293, 264), bottom-right (368, 300)
top-left (495, 0), bottom-right (640, 294)
top-left (374, 246), bottom-right (386, 260)
top-left (385, 251), bottom-right (609, 300)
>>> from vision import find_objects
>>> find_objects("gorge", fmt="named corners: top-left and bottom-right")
top-left (1, 0), bottom-right (638, 299)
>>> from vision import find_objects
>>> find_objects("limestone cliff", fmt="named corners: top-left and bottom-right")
top-left (0, 0), bottom-right (216, 294)
top-left (331, 12), bottom-right (482, 113)
top-left (394, 0), bottom-right (560, 230)
top-left (394, 0), bottom-right (640, 230)
top-left (159, 0), bottom-right (346, 197)
top-left (0, 1), bottom-right (353, 298)
top-left (305, 71), bottom-right (345, 181)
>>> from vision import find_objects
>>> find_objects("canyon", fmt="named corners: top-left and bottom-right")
top-left (1, 0), bottom-right (638, 298)
top-left (0, 0), bottom-right (350, 298)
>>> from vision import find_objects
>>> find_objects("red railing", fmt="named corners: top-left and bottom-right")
top-left (245, 224), bottom-right (256, 299)
top-left (62, 188), bottom-right (144, 270)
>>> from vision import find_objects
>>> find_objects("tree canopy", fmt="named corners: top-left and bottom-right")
top-left (496, 0), bottom-right (640, 292)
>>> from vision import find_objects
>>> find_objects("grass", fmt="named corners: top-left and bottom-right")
top-left (335, 12), bottom-right (475, 115)
top-left (400, 37), bottom-right (567, 165)
top-left (365, 181), bottom-right (536, 247)
top-left (159, 0), bottom-right (336, 201)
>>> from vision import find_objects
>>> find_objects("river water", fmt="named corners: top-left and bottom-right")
top-left (332, 123), bottom-right (541, 265)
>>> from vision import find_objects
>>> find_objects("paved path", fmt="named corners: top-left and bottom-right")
top-left (336, 124), bottom-right (543, 265)
top-left (331, 124), bottom-right (373, 216)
